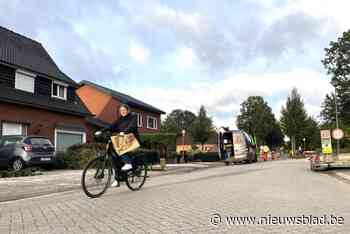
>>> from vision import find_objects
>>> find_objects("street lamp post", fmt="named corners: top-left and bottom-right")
top-left (334, 87), bottom-right (340, 156)
top-left (303, 138), bottom-right (306, 152)
top-left (182, 129), bottom-right (186, 163)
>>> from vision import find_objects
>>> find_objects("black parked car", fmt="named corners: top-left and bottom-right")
top-left (0, 135), bottom-right (56, 171)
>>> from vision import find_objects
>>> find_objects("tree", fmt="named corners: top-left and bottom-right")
top-left (189, 106), bottom-right (215, 150)
top-left (236, 96), bottom-right (283, 147)
top-left (161, 109), bottom-right (196, 135)
top-left (265, 122), bottom-right (284, 148)
top-left (303, 117), bottom-right (321, 150)
top-left (322, 30), bottom-right (350, 126)
top-left (280, 88), bottom-right (308, 155)
top-left (320, 93), bottom-right (336, 125)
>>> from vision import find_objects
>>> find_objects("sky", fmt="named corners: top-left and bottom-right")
top-left (1, 0), bottom-right (349, 128)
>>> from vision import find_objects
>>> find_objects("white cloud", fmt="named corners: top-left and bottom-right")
top-left (128, 41), bottom-right (151, 64)
top-left (123, 68), bottom-right (332, 128)
top-left (174, 47), bottom-right (198, 70)
top-left (151, 4), bottom-right (202, 34)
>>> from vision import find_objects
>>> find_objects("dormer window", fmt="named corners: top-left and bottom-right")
top-left (15, 69), bottom-right (36, 93)
top-left (52, 81), bottom-right (67, 100)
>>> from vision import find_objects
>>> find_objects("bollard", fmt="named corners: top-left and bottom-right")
top-left (160, 158), bottom-right (166, 170)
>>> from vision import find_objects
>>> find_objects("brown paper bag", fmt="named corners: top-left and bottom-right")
top-left (111, 133), bottom-right (140, 156)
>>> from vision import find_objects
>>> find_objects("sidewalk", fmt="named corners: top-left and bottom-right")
top-left (0, 162), bottom-right (223, 202)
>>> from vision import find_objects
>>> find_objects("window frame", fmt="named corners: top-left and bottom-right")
top-left (136, 112), bottom-right (143, 127)
top-left (54, 129), bottom-right (86, 151)
top-left (146, 116), bottom-right (158, 130)
top-left (14, 69), bottom-right (36, 93)
top-left (1, 122), bottom-right (27, 136)
top-left (51, 81), bottom-right (68, 100)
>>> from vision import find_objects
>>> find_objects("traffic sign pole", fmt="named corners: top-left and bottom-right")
top-left (332, 128), bottom-right (344, 156)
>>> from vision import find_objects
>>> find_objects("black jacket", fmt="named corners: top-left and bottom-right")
top-left (108, 113), bottom-right (140, 142)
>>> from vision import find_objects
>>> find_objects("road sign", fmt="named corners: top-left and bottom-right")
top-left (322, 139), bottom-right (333, 154)
top-left (320, 130), bottom-right (331, 139)
top-left (332, 128), bottom-right (344, 140)
top-left (321, 130), bottom-right (332, 154)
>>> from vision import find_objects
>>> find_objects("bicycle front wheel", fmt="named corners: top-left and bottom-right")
top-left (81, 156), bottom-right (112, 198)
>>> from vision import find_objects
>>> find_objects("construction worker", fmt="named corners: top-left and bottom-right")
top-left (263, 145), bottom-right (270, 161)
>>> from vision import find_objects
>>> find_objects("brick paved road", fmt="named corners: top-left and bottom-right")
top-left (1, 159), bottom-right (350, 233)
top-left (0, 163), bottom-right (220, 202)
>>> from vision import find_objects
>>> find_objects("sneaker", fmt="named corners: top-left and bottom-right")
top-left (121, 163), bottom-right (132, 171)
top-left (111, 180), bottom-right (120, 187)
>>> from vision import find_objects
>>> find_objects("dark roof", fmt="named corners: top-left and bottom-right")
top-left (79, 80), bottom-right (166, 114)
top-left (0, 26), bottom-right (76, 86)
top-left (86, 117), bottom-right (110, 128)
top-left (0, 85), bottom-right (91, 117)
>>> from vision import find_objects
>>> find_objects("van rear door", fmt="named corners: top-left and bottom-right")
top-left (233, 132), bottom-right (248, 159)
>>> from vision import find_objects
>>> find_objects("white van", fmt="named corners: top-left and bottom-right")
top-left (218, 129), bottom-right (257, 165)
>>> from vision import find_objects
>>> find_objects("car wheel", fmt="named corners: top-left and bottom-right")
top-left (247, 152), bottom-right (253, 164)
top-left (11, 158), bottom-right (25, 171)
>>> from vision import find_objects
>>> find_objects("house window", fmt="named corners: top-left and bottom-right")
top-left (55, 129), bottom-right (86, 152)
top-left (1, 122), bottom-right (27, 136)
top-left (52, 81), bottom-right (67, 100)
top-left (147, 116), bottom-right (157, 129)
top-left (136, 113), bottom-right (143, 127)
top-left (15, 70), bottom-right (36, 93)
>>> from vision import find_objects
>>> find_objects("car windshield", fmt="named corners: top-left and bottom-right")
top-left (27, 138), bottom-right (52, 145)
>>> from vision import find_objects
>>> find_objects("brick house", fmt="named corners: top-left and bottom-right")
top-left (0, 26), bottom-right (94, 151)
top-left (176, 134), bottom-right (219, 153)
top-left (77, 80), bottom-right (165, 133)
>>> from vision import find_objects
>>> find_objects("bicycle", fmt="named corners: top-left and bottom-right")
top-left (81, 131), bottom-right (147, 198)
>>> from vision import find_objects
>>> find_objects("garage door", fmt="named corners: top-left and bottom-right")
top-left (56, 130), bottom-right (86, 152)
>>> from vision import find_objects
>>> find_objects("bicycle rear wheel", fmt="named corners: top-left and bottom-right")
top-left (81, 156), bottom-right (112, 198)
top-left (126, 159), bottom-right (147, 191)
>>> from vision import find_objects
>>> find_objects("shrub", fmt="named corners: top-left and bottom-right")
top-left (129, 148), bottom-right (160, 165)
top-left (193, 152), bottom-right (220, 162)
top-left (166, 151), bottom-right (181, 163)
top-left (55, 143), bottom-right (160, 169)
top-left (55, 143), bottom-right (105, 170)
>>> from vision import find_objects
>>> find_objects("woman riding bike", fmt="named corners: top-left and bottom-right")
top-left (105, 103), bottom-right (140, 187)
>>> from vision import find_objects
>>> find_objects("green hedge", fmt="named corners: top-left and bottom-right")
top-left (129, 148), bottom-right (160, 164)
top-left (55, 143), bottom-right (160, 169)
top-left (193, 152), bottom-right (220, 162)
top-left (166, 152), bottom-right (181, 163)
top-left (55, 143), bottom-right (105, 169)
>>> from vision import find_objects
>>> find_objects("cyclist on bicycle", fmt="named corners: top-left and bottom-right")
top-left (105, 103), bottom-right (140, 187)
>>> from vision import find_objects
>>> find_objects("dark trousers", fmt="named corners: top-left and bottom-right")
top-left (177, 155), bottom-right (181, 163)
top-left (111, 154), bottom-right (131, 168)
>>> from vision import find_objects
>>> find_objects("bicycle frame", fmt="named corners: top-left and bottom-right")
top-left (98, 134), bottom-right (144, 183)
